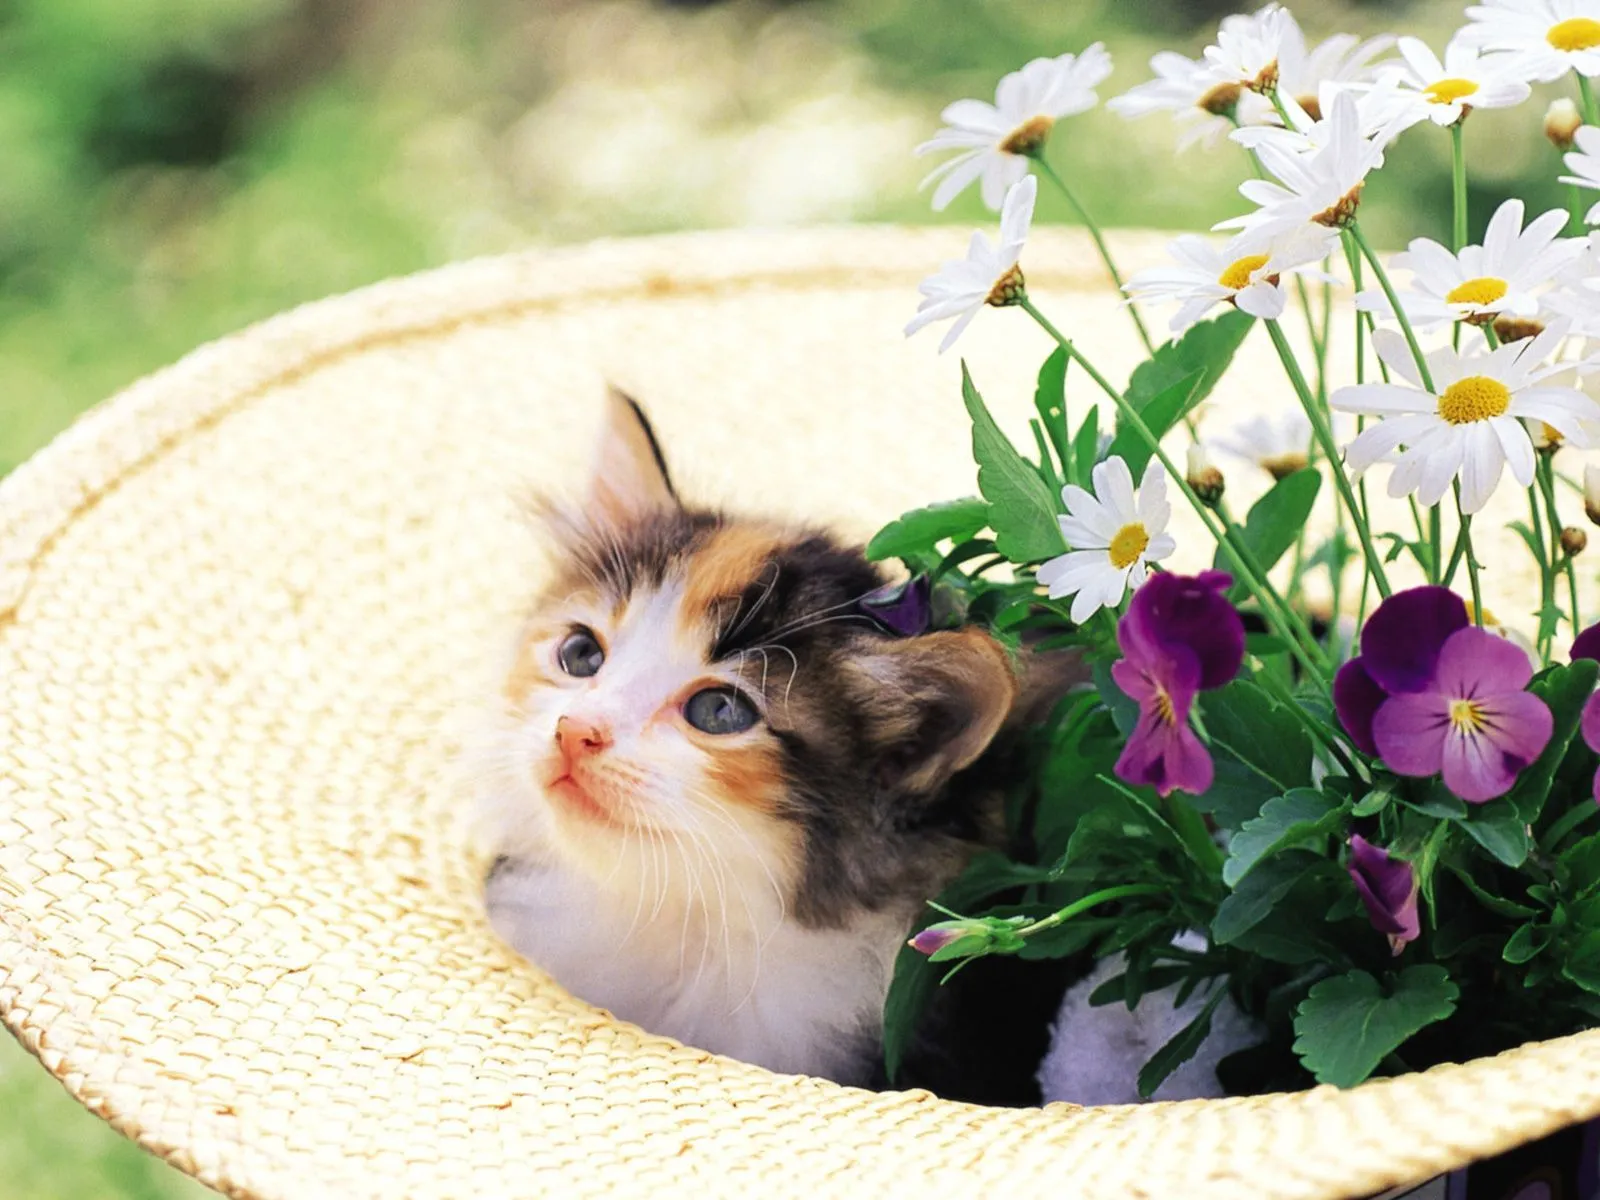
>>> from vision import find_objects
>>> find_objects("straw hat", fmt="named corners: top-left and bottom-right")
top-left (1, 226), bottom-right (1597, 1200)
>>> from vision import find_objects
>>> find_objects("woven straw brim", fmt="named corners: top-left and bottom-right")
top-left (0, 226), bottom-right (1597, 1200)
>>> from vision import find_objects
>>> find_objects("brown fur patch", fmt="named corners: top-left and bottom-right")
top-left (703, 738), bottom-right (787, 815)
top-left (679, 524), bottom-right (790, 639)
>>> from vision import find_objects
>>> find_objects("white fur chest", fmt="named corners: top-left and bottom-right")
top-left (486, 858), bottom-right (905, 1083)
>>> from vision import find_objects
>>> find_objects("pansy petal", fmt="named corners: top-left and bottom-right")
top-left (1334, 658), bottom-right (1386, 755)
top-left (1434, 625), bottom-right (1533, 699)
top-left (1573, 623), bottom-right (1600, 664)
top-left (1372, 692), bottom-right (1451, 777)
top-left (1360, 586), bottom-right (1469, 694)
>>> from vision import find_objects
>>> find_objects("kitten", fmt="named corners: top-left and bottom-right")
top-left (479, 391), bottom-right (1079, 1096)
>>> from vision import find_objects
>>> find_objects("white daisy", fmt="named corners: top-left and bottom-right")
top-left (1354, 199), bottom-right (1582, 329)
top-left (1212, 410), bottom-right (1313, 479)
top-left (1037, 456), bottom-right (1176, 623)
top-left (1381, 35), bottom-right (1536, 125)
top-left (1204, 3), bottom-right (1296, 93)
top-left (1456, 0), bottom-right (1600, 81)
top-left (1123, 225), bottom-right (1337, 333)
top-left (1217, 91), bottom-right (1385, 241)
top-left (1276, 24), bottom-right (1397, 118)
top-left (1333, 322), bottom-right (1600, 513)
top-left (904, 176), bottom-right (1036, 353)
top-left (1231, 76), bottom-right (1421, 159)
top-left (1108, 50), bottom-right (1274, 149)
top-left (1561, 125), bottom-right (1600, 224)
top-left (915, 45), bottom-right (1112, 212)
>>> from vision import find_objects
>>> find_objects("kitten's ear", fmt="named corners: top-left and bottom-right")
top-left (849, 628), bottom-right (1017, 797)
top-left (587, 387), bottom-right (679, 526)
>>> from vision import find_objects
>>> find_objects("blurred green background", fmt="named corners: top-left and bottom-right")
top-left (0, 0), bottom-right (1574, 1193)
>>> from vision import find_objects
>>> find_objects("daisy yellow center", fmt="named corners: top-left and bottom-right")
top-left (1464, 601), bottom-right (1500, 626)
top-left (1444, 276), bottom-right (1509, 307)
top-left (1218, 253), bottom-right (1271, 290)
top-left (999, 114), bottom-right (1055, 156)
top-left (1108, 522), bottom-right (1150, 570)
top-left (1425, 77), bottom-right (1480, 105)
top-left (1437, 375), bottom-right (1512, 424)
top-left (1541, 421), bottom-right (1565, 446)
top-left (1548, 17), bottom-right (1600, 51)
top-left (1449, 698), bottom-right (1486, 735)
top-left (1197, 81), bottom-right (1244, 116)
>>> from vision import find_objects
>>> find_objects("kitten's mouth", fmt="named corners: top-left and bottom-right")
top-left (544, 770), bottom-right (623, 829)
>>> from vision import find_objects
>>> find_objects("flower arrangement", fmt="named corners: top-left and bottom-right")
top-left (883, 0), bottom-right (1600, 1100)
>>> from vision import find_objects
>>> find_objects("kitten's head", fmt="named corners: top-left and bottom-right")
top-left (490, 392), bottom-right (1019, 930)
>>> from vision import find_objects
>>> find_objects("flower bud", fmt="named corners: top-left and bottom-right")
top-left (1547, 98), bottom-right (1583, 150)
top-left (1186, 443), bottom-right (1226, 506)
top-left (1564, 526), bottom-right (1589, 558)
top-left (1348, 835), bottom-right (1420, 955)
top-left (1587, 464), bottom-right (1600, 527)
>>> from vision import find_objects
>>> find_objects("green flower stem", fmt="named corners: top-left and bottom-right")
top-left (1018, 298), bottom-right (1330, 679)
top-left (1349, 223), bottom-right (1435, 392)
top-left (1014, 883), bottom-right (1168, 940)
top-left (1456, 493), bottom-right (1484, 628)
top-left (1538, 457), bottom-right (1582, 636)
top-left (1266, 319), bottom-right (1394, 599)
top-left (1450, 121), bottom-right (1468, 253)
top-left (1032, 155), bottom-right (1156, 355)
top-left (1581, 73), bottom-right (1600, 126)
top-left (1254, 665), bottom-right (1364, 778)
top-left (1570, 182), bottom-right (1587, 238)
top-left (1528, 481), bottom-right (1555, 661)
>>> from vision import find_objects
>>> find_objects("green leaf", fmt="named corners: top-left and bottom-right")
top-left (1351, 788), bottom-right (1394, 818)
top-left (1203, 680), bottom-right (1314, 792)
top-left (1124, 308), bottom-right (1254, 417)
top-left (1193, 752), bottom-right (1280, 831)
top-left (1561, 832), bottom-right (1600, 899)
top-left (1213, 468), bottom-right (1322, 592)
top-left (1562, 930), bottom-right (1600, 993)
top-left (1088, 965), bottom-right (1192, 1009)
top-left (1503, 922), bottom-right (1552, 964)
top-left (1071, 404), bottom-right (1101, 490)
top-left (1457, 804), bottom-right (1532, 868)
top-left (1213, 850), bottom-right (1318, 945)
top-left (1137, 989), bottom-right (1228, 1099)
top-left (1106, 371), bottom-right (1203, 478)
top-left (1505, 659), bottom-right (1599, 823)
top-left (865, 497), bottom-right (990, 562)
top-left (1292, 966), bottom-right (1459, 1088)
top-left (961, 363), bottom-right (1064, 563)
top-left (1222, 789), bottom-right (1344, 886)
top-left (1034, 348), bottom-right (1071, 478)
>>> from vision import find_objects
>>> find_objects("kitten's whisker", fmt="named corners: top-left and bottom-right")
top-left (723, 560), bottom-right (780, 646)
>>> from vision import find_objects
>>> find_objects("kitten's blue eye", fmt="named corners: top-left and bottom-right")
top-left (684, 687), bottom-right (759, 735)
top-left (558, 629), bottom-right (605, 677)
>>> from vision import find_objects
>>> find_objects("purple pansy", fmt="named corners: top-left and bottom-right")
top-left (860, 575), bottom-right (932, 637)
top-left (1347, 834), bottom-right (1420, 955)
top-left (1569, 623), bottom-right (1600, 804)
top-left (1336, 587), bottom-right (1552, 803)
top-left (1334, 586), bottom-right (1469, 755)
top-left (1112, 571), bottom-right (1245, 797)
top-left (1373, 627), bottom-right (1553, 802)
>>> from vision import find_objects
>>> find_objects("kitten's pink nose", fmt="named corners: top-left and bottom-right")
top-left (555, 715), bottom-right (612, 766)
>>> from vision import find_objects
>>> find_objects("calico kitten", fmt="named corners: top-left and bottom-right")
top-left (480, 391), bottom-right (1080, 1098)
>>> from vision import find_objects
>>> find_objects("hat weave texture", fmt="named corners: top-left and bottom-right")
top-left (0, 226), bottom-right (1597, 1200)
